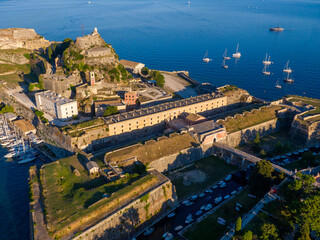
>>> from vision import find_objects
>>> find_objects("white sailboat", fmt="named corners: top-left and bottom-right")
top-left (223, 48), bottom-right (230, 60)
top-left (262, 64), bottom-right (271, 75)
top-left (232, 44), bottom-right (241, 58)
top-left (275, 79), bottom-right (281, 89)
top-left (284, 71), bottom-right (294, 83)
top-left (283, 60), bottom-right (292, 73)
top-left (203, 51), bottom-right (212, 62)
top-left (222, 59), bottom-right (228, 69)
top-left (262, 54), bottom-right (272, 65)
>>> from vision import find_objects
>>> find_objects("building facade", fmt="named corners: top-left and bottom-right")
top-left (119, 59), bottom-right (145, 74)
top-left (105, 93), bottom-right (227, 136)
top-left (35, 90), bottom-right (78, 120)
top-left (124, 92), bottom-right (138, 105)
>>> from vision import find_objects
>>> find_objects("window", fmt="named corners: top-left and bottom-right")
top-left (121, 125), bottom-right (123, 128)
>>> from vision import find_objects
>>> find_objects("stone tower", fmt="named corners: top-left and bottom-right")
top-left (89, 71), bottom-right (95, 86)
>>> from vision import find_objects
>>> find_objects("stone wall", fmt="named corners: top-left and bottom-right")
top-left (73, 176), bottom-right (178, 240)
top-left (223, 118), bottom-right (281, 147)
top-left (0, 28), bottom-right (50, 50)
top-left (148, 144), bottom-right (213, 172)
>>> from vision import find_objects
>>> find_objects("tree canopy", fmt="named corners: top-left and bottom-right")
top-left (103, 106), bottom-right (118, 116)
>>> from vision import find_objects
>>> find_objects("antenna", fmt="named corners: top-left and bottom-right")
top-left (81, 24), bottom-right (84, 36)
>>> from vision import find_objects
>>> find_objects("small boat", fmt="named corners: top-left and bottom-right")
top-left (203, 50), bottom-right (212, 62)
top-left (275, 79), bottom-right (281, 89)
top-left (262, 54), bottom-right (272, 65)
top-left (262, 64), bottom-right (271, 75)
top-left (223, 48), bottom-right (230, 60)
top-left (222, 59), bottom-right (228, 69)
top-left (143, 227), bottom-right (154, 236)
top-left (270, 27), bottom-right (284, 32)
top-left (232, 43), bottom-right (241, 58)
top-left (18, 156), bottom-right (36, 164)
top-left (88, 1), bottom-right (92, 3)
top-left (4, 151), bottom-right (15, 158)
top-left (283, 60), bottom-right (292, 73)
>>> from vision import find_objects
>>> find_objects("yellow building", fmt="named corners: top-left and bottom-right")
top-left (105, 93), bottom-right (227, 136)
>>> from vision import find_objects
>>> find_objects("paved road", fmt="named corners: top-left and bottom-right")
top-left (213, 142), bottom-right (294, 176)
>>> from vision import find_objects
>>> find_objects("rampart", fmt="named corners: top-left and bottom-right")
top-left (73, 171), bottom-right (178, 240)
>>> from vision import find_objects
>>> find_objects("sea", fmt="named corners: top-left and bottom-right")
top-left (0, 0), bottom-right (320, 238)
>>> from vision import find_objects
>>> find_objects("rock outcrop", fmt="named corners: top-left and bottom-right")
top-left (0, 28), bottom-right (50, 50)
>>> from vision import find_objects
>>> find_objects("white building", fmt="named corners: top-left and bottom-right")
top-left (35, 90), bottom-right (78, 120)
top-left (119, 59), bottom-right (145, 74)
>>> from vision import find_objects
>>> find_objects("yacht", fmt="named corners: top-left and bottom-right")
top-left (270, 27), bottom-right (284, 32)
top-left (262, 64), bottom-right (271, 75)
top-left (275, 79), bottom-right (281, 89)
top-left (203, 51), bottom-right (212, 62)
top-left (283, 60), bottom-right (292, 73)
top-left (222, 59), bottom-right (228, 69)
top-left (284, 71), bottom-right (294, 83)
top-left (223, 48), bottom-right (230, 60)
top-left (262, 54), bottom-right (272, 65)
top-left (232, 44), bottom-right (241, 58)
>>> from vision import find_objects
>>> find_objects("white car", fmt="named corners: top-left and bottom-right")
top-left (220, 182), bottom-right (227, 188)
top-left (167, 212), bottom-right (175, 218)
top-left (225, 174), bottom-right (232, 181)
top-left (196, 210), bottom-right (203, 216)
top-left (231, 190), bottom-right (237, 195)
top-left (199, 192), bottom-right (205, 198)
top-left (237, 186), bottom-right (243, 191)
top-left (224, 194), bottom-right (230, 200)
top-left (175, 225), bottom-right (183, 231)
top-left (191, 195), bottom-right (198, 201)
top-left (212, 185), bottom-right (218, 190)
top-left (215, 196), bottom-right (222, 204)
top-left (204, 204), bottom-right (213, 211)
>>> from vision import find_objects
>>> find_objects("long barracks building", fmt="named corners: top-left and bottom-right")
top-left (105, 93), bottom-right (227, 136)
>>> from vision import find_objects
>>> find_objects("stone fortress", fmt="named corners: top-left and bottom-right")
top-left (0, 28), bottom-right (50, 50)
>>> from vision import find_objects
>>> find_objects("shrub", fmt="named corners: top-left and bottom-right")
top-left (103, 106), bottom-right (118, 116)
top-left (235, 217), bottom-right (242, 232)
top-left (0, 104), bottom-right (14, 114)
top-left (141, 67), bottom-right (149, 75)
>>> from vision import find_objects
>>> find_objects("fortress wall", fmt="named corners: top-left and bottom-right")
top-left (223, 118), bottom-right (281, 147)
top-left (73, 179), bottom-right (177, 240)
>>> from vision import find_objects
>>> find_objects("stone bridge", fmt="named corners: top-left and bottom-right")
top-left (212, 142), bottom-right (293, 176)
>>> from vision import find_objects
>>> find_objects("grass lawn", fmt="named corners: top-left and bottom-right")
top-left (184, 187), bottom-right (262, 240)
top-left (168, 156), bottom-right (238, 199)
top-left (218, 105), bottom-right (282, 133)
top-left (287, 95), bottom-right (320, 108)
top-left (105, 133), bottom-right (198, 165)
top-left (238, 131), bottom-right (303, 158)
top-left (285, 156), bottom-right (320, 171)
top-left (41, 154), bottom-right (157, 237)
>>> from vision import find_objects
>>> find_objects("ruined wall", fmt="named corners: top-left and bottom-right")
top-left (0, 51), bottom-right (29, 64)
top-left (73, 179), bottom-right (177, 240)
top-left (223, 118), bottom-right (281, 147)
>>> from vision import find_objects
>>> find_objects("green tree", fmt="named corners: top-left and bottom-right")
top-left (235, 217), bottom-right (242, 232)
top-left (103, 106), bottom-right (118, 116)
top-left (243, 231), bottom-right (253, 240)
top-left (249, 160), bottom-right (274, 194)
top-left (252, 132), bottom-right (261, 153)
top-left (298, 223), bottom-right (311, 240)
top-left (150, 70), bottom-right (165, 87)
top-left (256, 159), bottom-right (274, 178)
top-left (260, 223), bottom-right (279, 240)
top-left (47, 46), bottom-right (53, 60)
top-left (141, 67), bottom-right (149, 75)
top-left (0, 105), bottom-right (14, 114)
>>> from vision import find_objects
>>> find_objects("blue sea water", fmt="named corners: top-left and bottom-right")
top-left (0, 0), bottom-right (320, 238)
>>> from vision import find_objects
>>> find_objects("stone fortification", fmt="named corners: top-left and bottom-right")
top-left (0, 51), bottom-right (30, 64)
top-left (72, 171), bottom-right (178, 240)
top-left (290, 114), bottom-right (320, 144)
top-left (0, 28), bottom-right (50, 50)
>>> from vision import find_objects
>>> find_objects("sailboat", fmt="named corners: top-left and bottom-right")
top-left (275, 79), bottom-right (281, 89)
top-left (283, 60), bottom-right (292, 73)
top-left (222, 59), bottom-right (228, 69)
top-left (203, 51), bottom-right (212, 62)
top-left (284, 71), bottom-right (294, 83)
top-left (232, 44), bottom-right (241, 58)
top-left (262, 54), bottom-right (272, 65)
top-left (262, 64), bottom-right (271, 75)
top-left (223, 49), bottom-right (230, 60)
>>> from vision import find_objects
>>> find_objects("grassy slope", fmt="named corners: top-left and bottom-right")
top-left (41, 155), bottom-right (157, 236)
top-left (220, 105), bottom-right (282, 133)
top-left (105, 133), bottom-right (198, 164)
